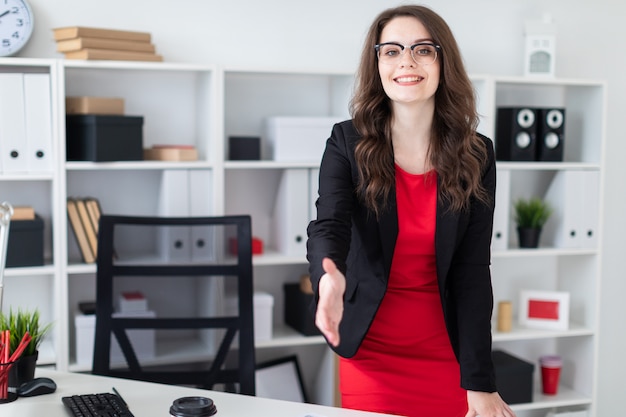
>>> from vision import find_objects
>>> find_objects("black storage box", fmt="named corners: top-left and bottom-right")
top-left (284, 283), bottom-right (320, 336)
top-left (66, 115), bottom-right (144, 161)
top-left (229, 136), bottom-right (261, 160)
top-left (6, 216), bottom-right (44, 267)
top-left (492, 350), bottom-right (535, 405)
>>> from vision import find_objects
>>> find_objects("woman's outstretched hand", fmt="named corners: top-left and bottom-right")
top-left (315, 257), bottom-right (346, 347)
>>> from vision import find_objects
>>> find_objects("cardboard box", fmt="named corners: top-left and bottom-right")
top-left (6, 216), bottom-right (44, 267)
top-left (265, 117), bottom-right (343, 162)
top-left (492, 350), bottom-right (535, 404)
top-left (143, 146), bottom-right (198, 161)
top-left (74, 311), bottom-right (156, 366)
top-left (225, 292), bottom-right (274, 342)
top-left (283, 283), bottom-right (320, 336)
top-left (66, 96), bottom-right (125, 115)
top-left (66, 115), bottom-right (144, 161)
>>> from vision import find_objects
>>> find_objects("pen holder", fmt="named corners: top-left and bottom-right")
top-left (0, 361), bottom-right (18, 404)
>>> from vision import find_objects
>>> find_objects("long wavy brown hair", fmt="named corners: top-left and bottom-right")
top-left (351, 5), bottom-right (489, 217)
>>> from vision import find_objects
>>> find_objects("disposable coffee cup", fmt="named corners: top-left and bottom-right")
top-left (170, 396), bottom-right (217, 416)
top-left (539, 355), bottom-right (562, 395)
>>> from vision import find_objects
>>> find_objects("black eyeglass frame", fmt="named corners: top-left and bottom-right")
top-left (374, 42), bottom-right (442, 65)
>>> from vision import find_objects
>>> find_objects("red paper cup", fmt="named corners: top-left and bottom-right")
top-left (540, 355), bottom-right (562, 395)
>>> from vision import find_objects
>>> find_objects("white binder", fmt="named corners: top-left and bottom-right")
top-left (309, 168), bottom-right (319, 223)
top-left (157, 169), bottom-right (191, 261)
top-left (580, 170), bottom-right (600, 249)
top-left (543, 170), bottom-right (584, 249)
top-left (0, 73), bottom-right (27, 173)
top-left (23, 73), bottom-right (54, 173)
top-left (189, 169), bottom-right (215, 261)
top-left (492, 169), bottom-right (511, 251)
top-left (271, 169), bottom-right (309, 256)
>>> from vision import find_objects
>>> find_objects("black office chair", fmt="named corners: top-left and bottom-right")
top-left (92, 214), bottom-right (256, 395)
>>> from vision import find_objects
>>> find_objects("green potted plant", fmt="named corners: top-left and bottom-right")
top-left (513, 197), bottom-right (553, 248)
top-left (0, 308), bottom-right (52, 385)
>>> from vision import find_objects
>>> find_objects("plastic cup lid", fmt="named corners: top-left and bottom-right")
top-left (170, 396), bottom-right (217, 416)
top-left (539, 355), bottom-right (562, 367)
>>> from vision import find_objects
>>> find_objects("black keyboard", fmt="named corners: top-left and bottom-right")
top-left (62, 393), bottom-right (135, 417)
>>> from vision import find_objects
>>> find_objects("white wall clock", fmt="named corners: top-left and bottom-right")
top-left (0, 0), bottom-right (34, 57)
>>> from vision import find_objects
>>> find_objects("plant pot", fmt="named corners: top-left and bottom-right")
top-left (8, 350), bottom-right (38, 388)
top-left (517, 227), bottom-right (542, 248)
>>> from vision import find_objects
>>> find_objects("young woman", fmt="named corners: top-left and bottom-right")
top-left (306, 5), bottom-right (515, 417)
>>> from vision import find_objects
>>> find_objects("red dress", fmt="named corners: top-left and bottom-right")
top-left (339, 165), bottom-right (467, 417)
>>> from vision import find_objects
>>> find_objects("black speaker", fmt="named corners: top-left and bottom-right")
top-left (495, 107), bottom-right (538, 161)
top-left (536, 108), bottom-right (565, 161)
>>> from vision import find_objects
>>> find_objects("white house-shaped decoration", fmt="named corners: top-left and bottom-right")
top-left (524, 15), bottom-right (556, 77)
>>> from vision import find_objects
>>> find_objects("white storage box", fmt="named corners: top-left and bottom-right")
top-left (75, 311), bottom-right (156, 366)
top-left (226, 292), bottom-right (274, 342)
top-left (117, 291), bottom-right (148, 313)
top-left (265, 116), bottom-right (343, 162)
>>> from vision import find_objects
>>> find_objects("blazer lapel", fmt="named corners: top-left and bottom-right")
top-left (378, 187), bottom-right (399, 279)
top-left (435, 191), bottom-right (459, 289)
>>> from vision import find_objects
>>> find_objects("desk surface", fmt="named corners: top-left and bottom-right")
top-left (3, 369), bottom-right (394, 416)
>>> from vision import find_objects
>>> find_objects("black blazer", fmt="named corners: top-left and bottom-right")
top-left (307, 120), bottom-right (497, 392)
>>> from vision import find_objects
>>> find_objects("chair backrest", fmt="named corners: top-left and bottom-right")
top-left (92, 214), bottom-right (256, 395)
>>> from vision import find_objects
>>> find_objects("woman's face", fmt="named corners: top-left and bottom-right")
top-left (377, 16), bottom-right (440, 109)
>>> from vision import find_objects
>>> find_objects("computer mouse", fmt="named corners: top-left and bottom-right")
top-left (17, 377), bottom-right (57, 397)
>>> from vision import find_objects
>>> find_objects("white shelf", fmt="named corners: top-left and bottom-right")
top-left (225, 161), bottom-right (322, 169)
top-left (492, 322), bottom-right (593, 342)
top-left (66, 161), bottom-right (214, 171)
top-left (5, 264), bottom-right (56, 277)
top-left (510, 386), bottom-right (592, 412)
top-left (0, 172), bottom-right (55, 181)
top-left (492, 247), bottom-right (599, 258)
top-left (253, 251), bottom-right (306, 266)
top-left (496, 162), bottom-right (601, 171)
top-left (256, 324), bottom-right (324, 348)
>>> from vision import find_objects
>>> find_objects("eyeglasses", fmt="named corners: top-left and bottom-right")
top-left (374, 42), bottom-right (441, 66)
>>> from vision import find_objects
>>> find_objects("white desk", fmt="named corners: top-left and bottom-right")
top-left (3, 369), bottom-right (394, 416)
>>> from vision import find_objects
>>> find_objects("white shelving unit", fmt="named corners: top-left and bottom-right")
top-left (0, 58), bottom-right (605, 415)
top-left (487, 76), bottom-right (605, 417)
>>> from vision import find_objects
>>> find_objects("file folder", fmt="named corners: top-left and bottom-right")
top-left (0, 73), bottom-right (27, 173)
top-left (189, 169), bottom-right (215, 261)
top-left (580, 170), bottom-right (600, 249)
top-left (157, 170), bottom-right (191, 261)
top-left (271, 169), bottom-right (309, 256)
top-left (492, 169), bottom-right (511, 251)
top-left (543, 170), bottom-right (584, 249)
top-left (24, 73), bottom-right (54, 173)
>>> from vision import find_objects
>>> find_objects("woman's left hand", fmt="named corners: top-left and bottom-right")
top-left (465, 390), bottom-right (516, 417)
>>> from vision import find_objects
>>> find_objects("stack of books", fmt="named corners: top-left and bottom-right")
top-left (67, 197), bottom-right (103, 264)
top-left (53, 26), bottom-right (163, 62)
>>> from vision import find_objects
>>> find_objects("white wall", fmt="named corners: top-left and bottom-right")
top-left (19, 0), bottom-right (626, 414)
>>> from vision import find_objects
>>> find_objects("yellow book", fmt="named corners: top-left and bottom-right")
top-left (53, 26), bottom-right (152, 42)
top-left (84, 197), bottom-right (102, 235)
top-left (56, 37), bottom-right (156, 53)
top-left (76, 198), bottom-right (98, 258)
top-left (64, 48), bottom-right (163, 62)
top-left (67, 198), bottom-right (95, 264)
